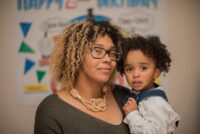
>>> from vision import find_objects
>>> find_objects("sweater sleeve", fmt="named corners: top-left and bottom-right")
top-left (124, 97), bottom-right (180, 134)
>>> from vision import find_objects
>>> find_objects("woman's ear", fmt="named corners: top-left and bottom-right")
top-left (154, 68), bottom-right (161, 79)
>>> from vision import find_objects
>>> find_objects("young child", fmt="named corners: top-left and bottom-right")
top-left (118, 35), bottom-right (180, 134)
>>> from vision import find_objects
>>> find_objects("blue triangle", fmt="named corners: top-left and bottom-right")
top-left (24, 58), bottom-right (35, 75)
top-left (20, 22), bottom-right (32, 38)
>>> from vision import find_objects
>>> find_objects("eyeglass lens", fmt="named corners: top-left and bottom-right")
top-left (91, 47), bottom-right (120, 61)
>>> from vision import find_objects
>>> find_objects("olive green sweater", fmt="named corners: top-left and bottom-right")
top-left (34, 85), bottom-right (130, 134)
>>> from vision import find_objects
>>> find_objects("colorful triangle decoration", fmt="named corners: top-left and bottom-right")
top-left (19, 41), bottom-right (35, 53)
top-left (36, 70), bottom-right (46, 83)
top-left (24, 58), bottom-right (35, 75)
top-left (20, 22), bottom-right (32, 38)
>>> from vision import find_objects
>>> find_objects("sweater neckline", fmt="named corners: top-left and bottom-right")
top-left (52, 90), bottom-right (125, 127)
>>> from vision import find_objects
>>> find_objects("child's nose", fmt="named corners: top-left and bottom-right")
top-left (133, 70), bottom-right (140, 77)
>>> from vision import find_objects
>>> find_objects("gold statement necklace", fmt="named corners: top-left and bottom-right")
top-left (70, 88), bottom-right (107, 112)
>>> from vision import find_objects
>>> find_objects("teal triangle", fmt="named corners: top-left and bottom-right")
top-left (19, 41), bottom-right (35, 53)
top-left (24, 58), bottom-right (35, 74)
top-left (36, 70), bottom-right (46, 83)
top-left (20, 22), bottom-right (32, 38)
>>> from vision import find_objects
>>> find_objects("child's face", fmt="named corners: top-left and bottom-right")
top-left (124, 50), bottom-right (160, 92)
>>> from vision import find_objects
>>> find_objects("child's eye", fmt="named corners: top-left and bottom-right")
top-left (141, 66), bottom-right (148, 71)
top-left (124, 66), bottom-right (133, 73)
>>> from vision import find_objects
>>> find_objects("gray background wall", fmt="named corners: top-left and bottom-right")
top-left (0, 0), bottom-right (200, 134)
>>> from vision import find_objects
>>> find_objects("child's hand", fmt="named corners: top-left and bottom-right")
top-left (123, 98), bottom-right (137, 115)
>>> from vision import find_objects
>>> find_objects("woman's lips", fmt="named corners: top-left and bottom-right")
top-left (98, 68), bottom-right (111, 73)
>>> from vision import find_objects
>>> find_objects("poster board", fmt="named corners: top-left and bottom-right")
top-left (12, 0), bottom-right (167, 105)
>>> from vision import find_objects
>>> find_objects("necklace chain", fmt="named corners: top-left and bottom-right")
top-left (70, 88), bottom-right (107, 112)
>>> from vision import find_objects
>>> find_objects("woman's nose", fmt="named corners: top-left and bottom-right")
top-left (102, 53), bottom-right (112, 63)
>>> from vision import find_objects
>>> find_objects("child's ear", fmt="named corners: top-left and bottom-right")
top-left (154, 68), bottom-right (161, 79)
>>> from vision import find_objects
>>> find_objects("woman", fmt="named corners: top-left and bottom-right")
top-left (34, 20), bottom-right (130, 134)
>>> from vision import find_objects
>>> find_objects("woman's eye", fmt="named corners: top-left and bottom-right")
top-left (109, 51), bottom-right (117, 57)
top-left (94, 49), bottom-right (103, 54)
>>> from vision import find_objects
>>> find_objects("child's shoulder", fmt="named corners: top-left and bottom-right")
top-left (137, 87), bottom-right (168, 103)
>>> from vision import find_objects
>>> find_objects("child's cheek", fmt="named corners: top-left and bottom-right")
top-left (125, 74), bottom-right (132, 85)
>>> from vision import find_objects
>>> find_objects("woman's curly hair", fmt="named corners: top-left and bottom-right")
top-left (50, 20), bottom-right (123, 89)
top-left (118, 35), bottom-right (171, 75)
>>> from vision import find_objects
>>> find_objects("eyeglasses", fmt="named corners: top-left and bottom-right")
top-left (90, 47), bottom-right (121, 61)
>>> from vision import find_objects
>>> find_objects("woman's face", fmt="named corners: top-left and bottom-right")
top-left (79, 34), bottom-right (117, 84)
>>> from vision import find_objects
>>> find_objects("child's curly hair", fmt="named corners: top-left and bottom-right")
top-left (118, 35), bottom-right (171, 75)
top-left (50, 20), bottom-right (123, 89)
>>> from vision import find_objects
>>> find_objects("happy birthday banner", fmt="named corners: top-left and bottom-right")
top-left (12, 0), bottom-right (167, 105)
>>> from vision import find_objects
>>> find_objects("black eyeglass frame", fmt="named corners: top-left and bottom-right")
top-left (90, 47), bottom-right (121, 61)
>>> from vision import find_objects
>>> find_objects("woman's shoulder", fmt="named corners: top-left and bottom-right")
top-left (113, 84), bottom-right (130, 95)
top-left (36, 94), bottom-right (59, 113)
top-left (36, 93), bottom-right (72, 117)
top-left (112, 84), bottom-right (131, 102)
top-left (38, 94), bottom-right (58, 106)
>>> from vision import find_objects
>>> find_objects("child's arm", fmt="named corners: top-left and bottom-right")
top-left (123, 97), bottom-right (179, 134)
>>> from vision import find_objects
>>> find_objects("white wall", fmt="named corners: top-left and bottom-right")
top-left (0, 1), bottom-right (37, 134)
top-left (0, 0), bottom-right (200, 134)
top-left (166, 0), bottom-right (200, 133)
